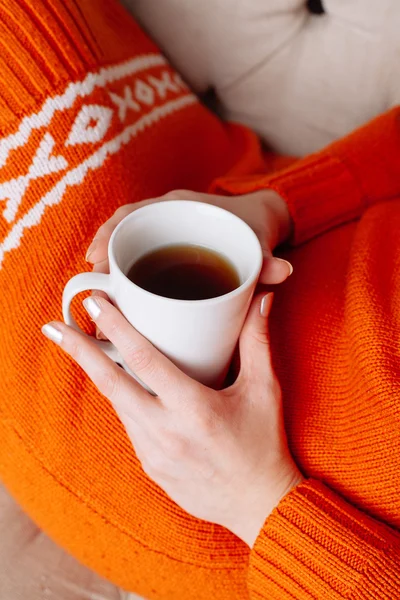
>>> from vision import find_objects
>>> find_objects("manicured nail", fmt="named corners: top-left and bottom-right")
top-left (260, 294), bottom-right (270, 317)
top-left (85, 239), bottom-right (98, 262)
top-left (42, 322), bottom-right (63, 345)
top-left (276, 258), bottom-right (293, 276)
top-left (83, 297), bottom-right (102, 319)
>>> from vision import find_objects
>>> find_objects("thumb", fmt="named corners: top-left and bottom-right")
top-left (238, 293), bottom-right (274, 384)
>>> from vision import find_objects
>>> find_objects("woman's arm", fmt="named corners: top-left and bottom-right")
top-left (212, 107), bottom-right (400, 244)
top-left (248, 479), bottom-right (400, 599)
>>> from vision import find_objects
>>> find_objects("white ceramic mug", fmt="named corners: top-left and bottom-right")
top-left (62, 201), bottom-right (262, 388)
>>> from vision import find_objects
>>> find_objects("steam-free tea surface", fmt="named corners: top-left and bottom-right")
top-left (127, 244), bottom-right (240, 300)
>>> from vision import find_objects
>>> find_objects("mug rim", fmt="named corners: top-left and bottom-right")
top-left (108, 200), bottom-right (263, 305)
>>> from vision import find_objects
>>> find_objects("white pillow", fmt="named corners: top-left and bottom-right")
top-left (123, 0), bottom-right (400, 155)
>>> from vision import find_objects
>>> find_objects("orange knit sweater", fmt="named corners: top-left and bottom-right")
top-left (1, 2), bottom-right (400, 599)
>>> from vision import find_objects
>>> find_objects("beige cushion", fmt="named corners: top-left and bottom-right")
top-left (124, 0), bottom-right (400, 155)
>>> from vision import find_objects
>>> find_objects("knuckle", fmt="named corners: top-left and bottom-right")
top-left (125, 343), bottom-right (154, 374)
top-left (160, 430), bottom-right (188, 460)
top-left (144, 451), bottom-right (168, 475)
top-left (115, 204), bottom-right (134, 218)
top-left (251, 330), bottom-right (270, 348)
top-left (95, 222), bottom-right (111, 240)
top-left (106, 319), bottom-right (121, 338)
top-left (163, 189), bottom-right (193, 201)
top-left (190, 404), bottom-right (217, 436)
top-left (68, 338), bottom-right (83, 362)
top-left (97, 368), bottom-right (120, 401)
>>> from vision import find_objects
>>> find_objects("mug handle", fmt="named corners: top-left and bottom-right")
top-left (62, 272), bottom-right (156, 394)
top-left (62, 272), bottom-right (121, 363)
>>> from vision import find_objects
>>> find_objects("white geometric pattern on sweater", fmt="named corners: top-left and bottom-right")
top-left (0, 54), bottom-right (167, 169)
top-left (66, 105), bottom-right (114, 147)
top-left (0, 94), bottom-right (196, 268)
top-left (0, 54), bottom-right (193, 269)
top-left (1, 133), bottom-right (68, 223)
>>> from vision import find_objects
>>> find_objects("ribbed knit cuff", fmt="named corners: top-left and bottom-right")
top-left (212, 154), bottom-right (363, 246)
top-left (214, 108), bottom-right (400, 247)
top-left (248, 480), bottom-right (400, 600)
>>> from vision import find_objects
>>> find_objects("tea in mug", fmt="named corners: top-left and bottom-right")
top-left (127, 244), bottom-right (240, 301)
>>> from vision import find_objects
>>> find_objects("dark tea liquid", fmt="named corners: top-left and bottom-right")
top-left (127, 244), bottom-right (240, 300)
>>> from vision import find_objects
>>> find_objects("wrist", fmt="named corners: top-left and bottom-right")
top-left (233, 468), bottom-right (305, 548)
top-left (261, 189), bottom-right (293, 247)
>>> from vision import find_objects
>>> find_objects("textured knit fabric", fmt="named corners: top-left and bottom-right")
top-left (1, 2), bottom-right (400, 600)
top-left (0, 2), bottom-right (263, 599)
top-left (213, 107), bottom-right (400, 599)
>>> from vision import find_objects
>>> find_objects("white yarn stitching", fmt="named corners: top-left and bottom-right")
top-left (0, 94), bottom-right (196, 268)
top-left (0, 54), bottom-right (167, 169)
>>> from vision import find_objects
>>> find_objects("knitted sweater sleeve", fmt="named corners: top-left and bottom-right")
top-left (210, 110), bottom-right (400, 598)
top-left (212, 107), bottom-right (400, 245)
top-left (248, 479), bottom-right (400, 599)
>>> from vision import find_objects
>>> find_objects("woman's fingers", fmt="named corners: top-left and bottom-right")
top-left (237, 293), bottom-right (275, 385)
top-left (82, 296), bottom-right (199, 403)
top-left (85, 193), bottom-right (202, 265)
top-left (259, 256), bottom-right (293, 285)
top-left (92, 257), bottom-right (110, 278)
top-left (92, 259), bottom-right (111, 340)
top-left (85, 204), bottom-right (137, 264)
top-left (41, 321), bottom-right (151, 419)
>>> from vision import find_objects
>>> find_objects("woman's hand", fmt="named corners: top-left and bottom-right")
top-left (86, 189), bottom-right (294, 285)
top-left (42, 293), bottom-right (303, 548)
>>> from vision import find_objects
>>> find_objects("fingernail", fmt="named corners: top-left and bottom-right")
top-left (42, 322), bottom-right (63, 345)
top-left (276, 258), bottom-right (293, 276)
top-left (260, 294), bottom-right (270, 317)
top-left (85, 239), bottom-right (98, 262)
top-left (83, 297), bottom-right (101, 319)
